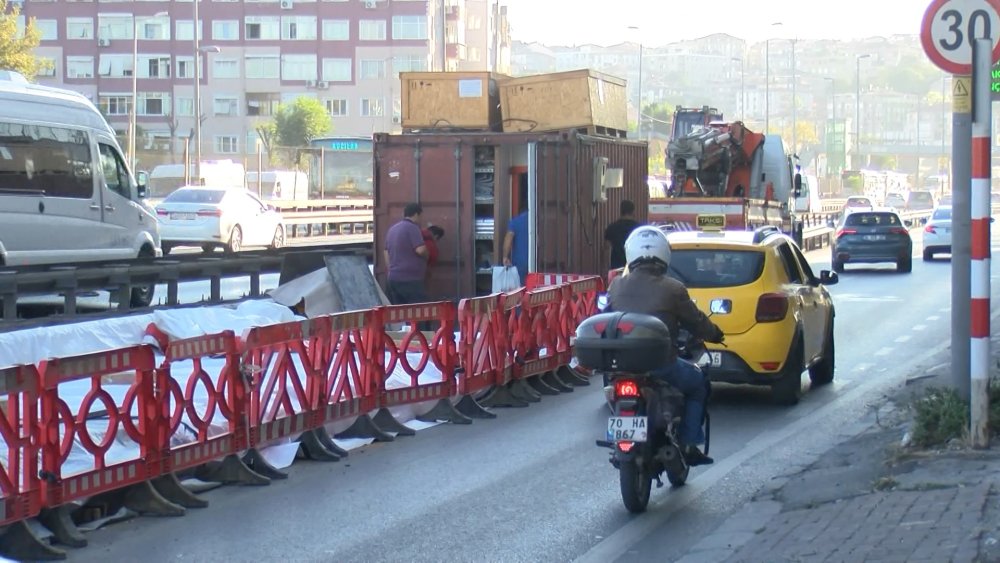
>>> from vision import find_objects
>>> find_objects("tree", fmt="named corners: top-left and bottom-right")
top-left (0, 0), bottom-right (52, 80)
top-left (267, 97), bottom-right (332, 168)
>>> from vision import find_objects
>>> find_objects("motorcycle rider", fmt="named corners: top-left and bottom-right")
top-left (606, 226), bottom-right (725, 466)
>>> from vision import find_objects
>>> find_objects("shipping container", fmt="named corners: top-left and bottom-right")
top-left (373, 130), bottom-right (648, 300)
top-left (499, 69), bottom-right (629, 135)
top-left (400, 71), bottom-right (508, 131)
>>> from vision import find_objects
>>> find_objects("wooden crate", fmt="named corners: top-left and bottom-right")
top-left (499, 69), bottom-right (629, 135)
top-left (400, 72), bottom-right (508, 131)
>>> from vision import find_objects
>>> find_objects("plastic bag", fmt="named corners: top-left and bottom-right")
top-left (492, 266), bottom-right (521, 293)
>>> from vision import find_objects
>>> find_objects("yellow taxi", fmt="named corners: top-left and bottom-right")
top-left (613, 218), bottom-right (839, 405)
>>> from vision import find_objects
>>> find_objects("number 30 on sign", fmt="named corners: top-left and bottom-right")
top-left (922, 0), bottom-right (1000, 74)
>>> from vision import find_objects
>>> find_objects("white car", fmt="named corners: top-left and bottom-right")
top-left (922, 205), bottom-right (952, 261)
top-left (155, 187), bottom-right (285, 254)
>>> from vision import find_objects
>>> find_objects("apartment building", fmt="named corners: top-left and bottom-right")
top-left (13, 0), bottom-right (510, 164)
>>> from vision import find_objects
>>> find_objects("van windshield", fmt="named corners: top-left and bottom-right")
top-left (164, 189), bottom-right (226, 204)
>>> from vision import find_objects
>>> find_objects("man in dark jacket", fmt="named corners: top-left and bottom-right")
top-left (607, 226), bottom-right (724, 466)
top-left (604, 199), bottom-right (640, 270)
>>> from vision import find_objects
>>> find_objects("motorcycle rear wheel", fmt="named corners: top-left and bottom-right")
top-left (619, 459), bottom-right (652, 513)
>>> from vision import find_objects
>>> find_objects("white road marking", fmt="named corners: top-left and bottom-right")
top-left (895, 335), bottom-right (912, 343)
top-left (940, 308), bottom-right (951, 313)
top-left (926, 315), bottom-right (940, 321)
top-left (853, 363), bottom-right (875, 372)
top-left (874, 347), bottom-right (894, 357)
top-left (912, 324), bottom-right (927, 331)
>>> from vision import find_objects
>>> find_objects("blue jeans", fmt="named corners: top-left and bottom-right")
top-left (650, 358), bottom-right (708, 446)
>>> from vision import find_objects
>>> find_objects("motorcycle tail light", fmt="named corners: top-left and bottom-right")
top-left (615, 380), bottom-right (640, 398)
top-left (617, 441), bottom-right (635, 452)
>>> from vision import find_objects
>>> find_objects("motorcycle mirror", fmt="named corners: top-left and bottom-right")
top-left (709, 298), bottom-right (732, 315)
top-left (597, 293), bottom-right (609, 311)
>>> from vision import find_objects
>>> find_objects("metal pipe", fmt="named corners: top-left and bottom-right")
top-left (855, 54), bottom-right (870, 169)
top-left (129, 17), bottom-right (138, 171)
top-left (194, 0), bottom-right (201, 180)
top-left (527, 141), bottom-right (537, 274)
top-left (970, 38), bottom-right (992, 447)
top-left (453, 142), bottom-right (462, 297)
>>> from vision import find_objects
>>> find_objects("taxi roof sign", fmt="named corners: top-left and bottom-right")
top-left (696, 214), bottom-right (726, 231)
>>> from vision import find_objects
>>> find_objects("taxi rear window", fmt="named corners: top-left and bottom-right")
top-left (669, 249), bottom-right (765, 288)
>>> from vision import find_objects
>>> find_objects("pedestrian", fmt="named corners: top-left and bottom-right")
top-left (502, 199), bottom-right (529, 285)
top-left (383, 203), bottom-right (429, 305)
top-left (421, 224), bottom-right (445, 268)
top-left (604, 199), bottom-right (640, 270)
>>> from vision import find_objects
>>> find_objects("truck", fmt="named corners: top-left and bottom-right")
top-left (246, 170), bottom-right (309, 200)
top-left (146, 160), bottom-right (246, 199)
top-left (649, 117), bottom-right (800, 233)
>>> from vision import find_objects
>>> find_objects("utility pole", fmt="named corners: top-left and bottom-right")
top-left (970, 38), bottom-right (991, 448)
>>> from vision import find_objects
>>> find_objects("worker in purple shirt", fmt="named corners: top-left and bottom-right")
top-left (383, 202), bottom-right (429, 305)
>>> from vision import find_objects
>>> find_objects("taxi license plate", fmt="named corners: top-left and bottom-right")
top-left (607, 416), bottom-right (647, 442)
top-left (170, 212), bottom-right (197, 220)
top-left (710, 352), bottom-right (722, 367)
top-left (863, 234), bottom-right (885, 241)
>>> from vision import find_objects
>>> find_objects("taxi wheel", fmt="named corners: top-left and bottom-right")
top-left (772, 338), bottom-right (804, 406)
top-left (809, 322), bottom-right (835, 387)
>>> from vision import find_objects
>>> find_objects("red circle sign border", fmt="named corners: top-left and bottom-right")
top-left (921, 0), bottom-right (1000, 74)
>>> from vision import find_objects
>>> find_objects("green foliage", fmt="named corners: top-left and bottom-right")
top-left (270, 96), bottom-right (332, 149)
top-left (0, 0), bottom-right (51, 80)
top-left (642, 101), bottom-right (677, 137)
top-left (910, 387), bottom-right (967, 448)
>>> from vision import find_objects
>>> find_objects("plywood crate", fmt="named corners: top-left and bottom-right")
top-left (400, 72), bottom-right (508, 131)
top-left (499, 69), bottom-right (629, 135)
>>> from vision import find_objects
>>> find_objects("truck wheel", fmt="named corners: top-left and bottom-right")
top-left (772, 337), bottom-right (804, 406)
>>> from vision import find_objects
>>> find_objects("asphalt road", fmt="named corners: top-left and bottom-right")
top-left (71, 228), bottom-right (998, 563)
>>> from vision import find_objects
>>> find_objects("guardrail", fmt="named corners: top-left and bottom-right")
top-left (0, 274), bottom-right (602, 561)
top-left (795, 208), bottom-right (935, 251)
top-left (0, 243), bottom-right (372, 329)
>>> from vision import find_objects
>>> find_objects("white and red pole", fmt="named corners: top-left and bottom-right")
top-left (970, 38), bottom-right (992, 449)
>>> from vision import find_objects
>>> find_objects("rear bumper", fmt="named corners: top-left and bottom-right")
top-left (833, 243), bottom-right (912, 264)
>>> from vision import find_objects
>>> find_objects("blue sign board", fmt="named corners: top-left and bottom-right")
top-left (312, 137), bottom-right (372, 152)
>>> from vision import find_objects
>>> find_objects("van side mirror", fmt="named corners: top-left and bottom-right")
top-left (793, 173), bottom-right (803, 198)
top-left (136, 170), bottom-right (149, 198)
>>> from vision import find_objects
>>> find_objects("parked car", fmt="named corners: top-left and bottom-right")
top-left (0, 70), bottom-right (160, 306)
top-left (832, 208), bottom-right (913, 273)
top-left (923, 206), bottom-right (952, 261)
top-left (155, 187), bottom-right (285, 254)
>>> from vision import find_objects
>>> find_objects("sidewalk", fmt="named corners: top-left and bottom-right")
top-left (676, 338), bottom-right (1000, 563)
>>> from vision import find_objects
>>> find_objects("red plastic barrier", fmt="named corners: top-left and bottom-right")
top-left (375, 302), bottom-right (456, 407)
top-left (241, 311), bottom-right (377, 448)
top-left (0, 364), bottom-right (41, 526)
top-left (156, 331), bottom-right (246, 473)
top-left (38, 346), bottom-right (159, 508)
top-left (524, 272), bottom-right (589, 291)
top-left (564, 276), bottom-right (605, 334)
top-left (496, 288), bottom-right (526, 384)
top-left (517, 285), bottom-right (569, 378)
top-left (456, 294), bottom-right (503, 396)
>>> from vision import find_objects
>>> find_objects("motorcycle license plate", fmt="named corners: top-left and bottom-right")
top-left (607, 417), bottom-right (648, 442)
top-left (710, 352), bottom-right (722, 367)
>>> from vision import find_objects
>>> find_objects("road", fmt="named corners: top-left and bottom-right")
top-left (72, 228), bottom-right (996, 563)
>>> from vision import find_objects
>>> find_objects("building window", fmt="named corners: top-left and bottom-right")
top-left (98, 15), bottom-right (133, 40)
top-left (139, 55), bottom-right (171, 78)
top-left (213, 20), bottom-right (240, 40)
top-left (322, 58), bottom-right (351, 82)
top-left (391, 15), bottom-right (426, 40)
top-left (175, 20), bottom-right (203, 41)
top-left (246, 131), bottom-right (263, 155)
top-left (176, 56), bottom-right (194, 79)
top-left (359, 19), bottom-right (386, 41)
top-left (324, 98), bottom-right (347, 117)
top-left (360, 98), bottom-right (384, 117)
top-left (98, 54), bottom-right (134, 78)
top-left (245, 55), bottom-right (280, 79)
top-left (36, 19), bottom-right (58, 41)
top-left (468, 15), bottom-right (482, 30)
top-left (215, 136), bottom-right (238, 154)
top-left (358, 59), bottom-right (386, 80)
top-left (175, 97), bottom-right (194, 116)
top-left (139, 17), bottom-right (169, 40)
top-left (99, 95), bottom-right (132, 116)
top-left (37, 60), bottom-right (56, 78)
top-left (138, 92), bottom-right (169, 116)
top-left (213, 58), bottom-right (240, 79)
top-left (468, 47), bottom-right (481, 62)
top-left (281, 54), bottom-right (317, 81)
top-left (66, 56), bottom-right (94, 78)
top-left (281, 16), bottom-right (317, 40)
top-left (213, 96), bottom-right (239, 116)
top-left (322, 19), bottom-right (348, 40)
top-left (245, 16), bottom-right (280, 40)
top-left (66, 17), bottom-right (94, 40)
top-left (392, 55), bottom-right (427, 73)
top-left (246, 93), bottom-right (280, 116)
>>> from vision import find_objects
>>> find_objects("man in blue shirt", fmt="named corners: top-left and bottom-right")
top-left (502, 199), bottom-right (529, 285)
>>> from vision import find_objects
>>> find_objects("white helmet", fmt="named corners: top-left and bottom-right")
top-left (624, 226), bottom-right (672, 269)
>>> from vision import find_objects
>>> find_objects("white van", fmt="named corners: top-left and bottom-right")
top-left (148, 160), bottom-right (246, 199)
top-left (794, 174), bottom-right (822, 214)
top-left (0, 71), bottom-right (161, 305)
top-left (247, 170), bottom-right (309, 200)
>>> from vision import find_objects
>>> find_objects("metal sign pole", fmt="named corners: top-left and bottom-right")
top-left (970, 38), bottom-right (992, 448)
top-left (952, 73), bottom-right (972, 402)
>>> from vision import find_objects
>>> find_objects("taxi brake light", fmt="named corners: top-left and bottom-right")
top-left (755, 293), bottom-right (788, 323)
top-left (615, 380), bottom-right (640, 398)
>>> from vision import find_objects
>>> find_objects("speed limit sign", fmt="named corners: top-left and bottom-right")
top-left (922, 0), bottom-right (1000, 74)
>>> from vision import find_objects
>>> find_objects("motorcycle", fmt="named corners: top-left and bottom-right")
top-left (577, 298), bottom-right (728, 513)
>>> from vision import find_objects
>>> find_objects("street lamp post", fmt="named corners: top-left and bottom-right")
top-left (824, 77), bottom-right (835, 176)
top-left (855, 54), bottom-right (871, 168)
top-left (129, 11), bottom-right (167, 172)
top-left (790, 38), bottom-right (797, 156)
top-left (765, 22), bottom-right (782, 134)
top-left (628, 26), bottom-right (642, 138)
top-left (194, 43), bottom-right (221, 182)
top-left (731, 57), bottom-right (745, 118)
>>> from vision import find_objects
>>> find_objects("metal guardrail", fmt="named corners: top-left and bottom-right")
top-left (0, 242), bottom-right (373, 330)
